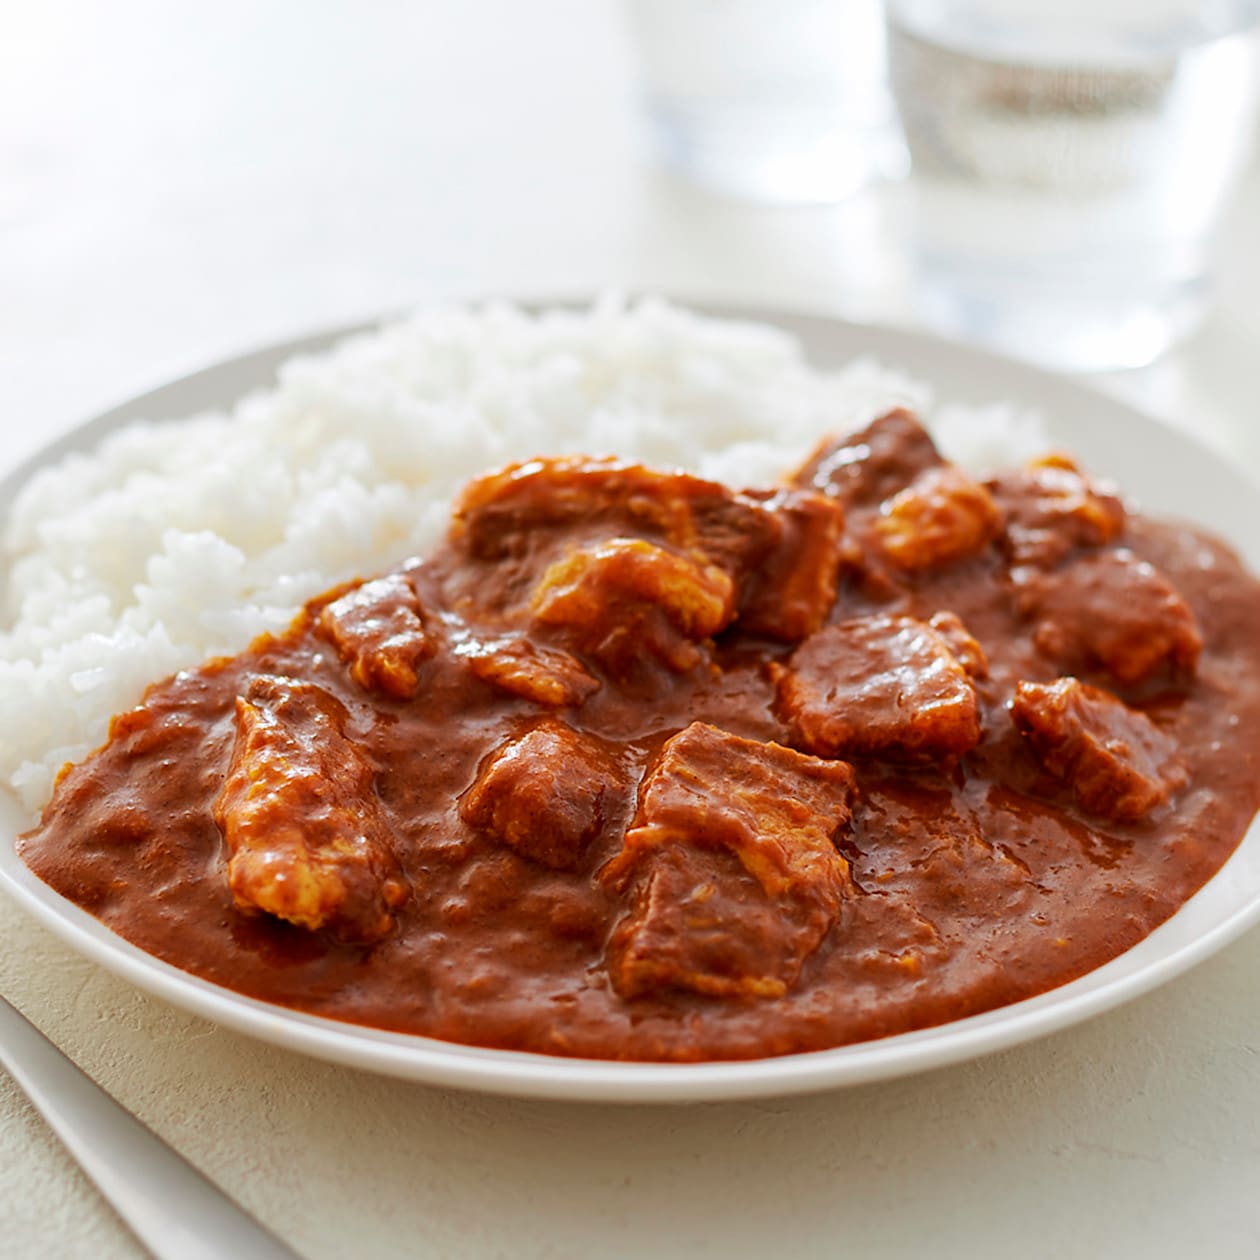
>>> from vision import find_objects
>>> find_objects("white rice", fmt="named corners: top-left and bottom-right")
top-left (0, 296), bottom-right (1047, 817)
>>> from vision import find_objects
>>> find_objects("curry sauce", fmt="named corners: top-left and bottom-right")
top-left (19, 411), bottom-right (1260, 1061)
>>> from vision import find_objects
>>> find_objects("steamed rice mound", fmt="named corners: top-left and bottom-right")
top-left (0, 297), bottom-right (1045, 815)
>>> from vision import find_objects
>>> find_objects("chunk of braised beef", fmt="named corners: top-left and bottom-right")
top-left (316, 572), bottom-right (436, 700)
top-left (775, 615), bottom-right (981, 761)
top-left (683, 488), bottom-right (776, 578)
top-left (1010, 678), bottom-right (1187, 821)
top-left (716, 489), bottom-right (846, 641)
top-left (454, 634), bottom-right (600, 706)
top-left (602, 722), bottom-right (856, 999)
top-left (746, 491), bottom-right (845, 641)
top-left (460, 721), bottom-right (621, 869)
top-left (453, 456), bottom-right (736, 560)
top-left (1017, 548), bottom-right (1202, 685)
top-left (988, 454), bottom-right (1125, 571)
top-left (531, 538), bottom-right (735, 673)
top-left (875, 465), bottom-right (1003, 572)
top-left (794, 409), bottom-right (944, 507)
top-left (455, 455), bottom-right (846, 645)
top-left (213, 675), bottom-right (409, 943)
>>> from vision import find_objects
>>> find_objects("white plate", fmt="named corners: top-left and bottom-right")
top-left (3, 304), bottom-right (1259, 1103)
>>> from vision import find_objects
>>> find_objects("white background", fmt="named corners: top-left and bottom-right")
top-left (2, 3), bottom-right (1259, 1257)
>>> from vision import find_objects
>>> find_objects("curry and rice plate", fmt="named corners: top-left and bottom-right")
top-left (6, 301), bottom-right (1260, 1061)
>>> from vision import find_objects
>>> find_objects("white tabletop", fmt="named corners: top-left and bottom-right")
top-left (3, 3), bottom-right (1259, 1257)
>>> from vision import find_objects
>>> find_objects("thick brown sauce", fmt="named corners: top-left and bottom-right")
top-left (19, 415), bottom-right (1260, 1061)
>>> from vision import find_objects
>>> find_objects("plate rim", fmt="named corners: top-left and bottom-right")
top-left (4, 299), bottom-right (1259, 1103)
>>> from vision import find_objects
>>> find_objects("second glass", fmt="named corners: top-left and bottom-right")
top-left (627, 0), bottom-right (907, 203)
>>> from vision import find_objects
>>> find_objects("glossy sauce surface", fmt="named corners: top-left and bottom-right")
top-left (19, 414), bottom-right (1260, 1061)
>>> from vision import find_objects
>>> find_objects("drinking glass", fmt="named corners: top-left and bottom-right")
top-left (886, 0), bottom-right (1260, 371)
top-left (626, 0), bottom-right (907, 203)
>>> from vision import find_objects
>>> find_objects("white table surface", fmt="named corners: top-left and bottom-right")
top-left (3, 3), bottom-right (1259, 1257)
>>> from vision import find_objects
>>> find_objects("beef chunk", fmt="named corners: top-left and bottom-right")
top-left (728, 489), bottom-right (846, 641)
top-left (213, 676), bottom-right (409, 942)
top-left (317, 573), bottom-right (435, 700)
top-left (603, 723), bottom-right (856, 999)
top-left (455, 455), bottom-right (844, 645)
top-left (455, 634), bottom-right (600, 706)
top-left (1018, 548), bottom-right (1202, 685)
top-left (681, 487), bottom-right (776, 577)
top-left (532, 538), bottom-right (735, 673)
top-left (1010, 678), bottom-right (1187, 820)
top-left (460, 722), bottom-right (620, 869)
top-left (776, 615), bottom-right (981, 761)
top-left (794, 409), bottom-right (944, 507)
top-left (454, 456), bottom-right (741, 561)
top-left (988, 454), bottom-right (1125, 570)
top-left (667, 486), bottom-right (847, 641)
top-left (608, 845), bottom-right (831, 1002)
top-left (875, 465), bottom-right (1003, 572)
top-left (928, 611), bottom-right (989, 678)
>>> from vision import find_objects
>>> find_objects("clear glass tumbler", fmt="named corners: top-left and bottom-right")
top-left (886, 0), bottom-right (1260, 371)
top-left (626, 0), bottom-right (907, 203)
